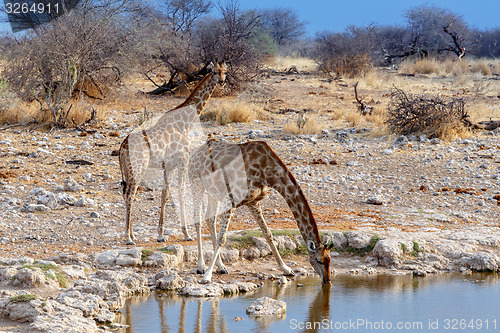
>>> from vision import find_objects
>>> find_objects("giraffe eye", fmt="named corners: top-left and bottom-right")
top-left (316, 259), bottom-right (323, 265)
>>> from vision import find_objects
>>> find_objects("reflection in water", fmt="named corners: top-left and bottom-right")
top-left (118, 273), bottom-right (500, 333)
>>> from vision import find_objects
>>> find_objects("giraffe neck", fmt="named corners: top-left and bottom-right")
top-left (172, 73), bottom-right (217, 114)
top-left (266, 153), bottom-right (321, 247)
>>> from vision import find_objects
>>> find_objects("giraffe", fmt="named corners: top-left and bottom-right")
top-left (119, 62), bottom-right (227, 245)
top-left (189, 140), bottom-right (333, 284)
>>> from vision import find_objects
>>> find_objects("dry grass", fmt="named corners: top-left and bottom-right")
top-left (400, 58), bottom-right (440, 75)
top-left (400, 58), bottom-right (500, 77)
top-left (201, 100), bottom-right (262, 125)
top-left (345, 111), bottom-right (364, 127)
top-left (283, 115), bottom-right (321, 135)
top-left (265, 56), bottom-right (318, 72)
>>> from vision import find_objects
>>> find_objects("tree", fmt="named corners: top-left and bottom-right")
top-left (260, 7), bottom-right (305, 47)
top-left (314, 25), bottom-right (376, 77)
top-left (405, 5), bottom-right (472, 57)
top-left (3, 0), bottom-right (143, 127)
top-left (162, 0), bottom-right (212, 33)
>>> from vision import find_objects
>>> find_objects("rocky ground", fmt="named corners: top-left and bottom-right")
top-left (0, 69), bottom-right (499, 331)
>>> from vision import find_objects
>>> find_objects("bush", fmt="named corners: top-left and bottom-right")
top-left (3, 0), bottom-right (141, 127)
top-left (386, 87), bottom-right (470, 140)
top-left (314, 26), bottom-right (375, 78)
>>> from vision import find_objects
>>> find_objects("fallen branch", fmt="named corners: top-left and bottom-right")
top-left (353, 82), bottom-right (374, 115)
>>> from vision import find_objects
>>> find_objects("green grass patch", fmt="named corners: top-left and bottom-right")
top-left (410, 241), bottom-right (422, 256)
top-left (228, 230), bottom-right (263, 250)
top-left (9, 294), bottom-right (39, 303)
top-left (20, 263), bottom-right (69, 287)
top-left (279, 244), bottom-right (308, 258)
top-left (141, 249), bottom-right (154, 262)
top-left (228, 229), bottom-right (304, 250)
top-left (157, 247), bottom-right (175, 254)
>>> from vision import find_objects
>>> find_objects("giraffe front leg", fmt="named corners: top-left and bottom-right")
top-left (158, 171), bottom-right (173, 242)
top-left (206, 199), bottom-right (228, 274)
top-left (248, 203), bottom-right (294, 276)
top-left (201, 209), bottom-right (234, 284)
top-left (179, 167), bottom-right (194, 241)
top-left (193, 180), bottom-right (206, 274)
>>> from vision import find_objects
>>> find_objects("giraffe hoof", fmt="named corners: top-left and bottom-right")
top-left (216, 267), bottom-right (229, 275)
top-left (157, 237), bottom-right (166, 243)
top-left (200, 278), bottom-right (211, 284)
top-left (126, 240), bottom-right (136, 246)
top-left (196, 269), bottom-right (206, 275)
top-left (184, 237), bottom-right (194, 242)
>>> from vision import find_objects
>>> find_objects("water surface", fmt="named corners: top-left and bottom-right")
top-left (117, 273), bottom-right (500, 333)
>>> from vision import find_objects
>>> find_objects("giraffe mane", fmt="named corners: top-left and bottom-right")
top-left (252, 141), bottom-right (321, 243)
top-left (171, 72), bottom-right (214, 111)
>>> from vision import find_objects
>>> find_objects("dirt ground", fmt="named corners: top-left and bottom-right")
top-left (0, 64), bottom-right (499, 260)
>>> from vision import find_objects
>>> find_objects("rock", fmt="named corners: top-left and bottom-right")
top-left (28, 313), bottom-right (99, 332)
top-left (372, 238), bottom-right (412, 267)
top-left (381, 148), bottom-right (394, 155)
top-left (252, 237), bottom-right (271, 256)
top-left (274, 236), bottom-right (297, 251)
top-left (234, 282), bottom-right (258, 293)
top-left (219, 249), bottom-right (240, 263)
top-left (20, 203), bottom-right (51, 213)
top-left (345, 231), bottom-right (373, 249)
top-left (246, 297), bottom-right (286, 316)
top-left (12, 268), bottom-right (58, 288)
top-left (95, 250), bottom-right (120, 266)
top-left (322, 232), bottom-right (348, 250)
top-left (278, 276), bottom-right (288, 284)
top-left (461, 252), bottom-right (499, 272)
top-left (155, 271), bottom-right (186, 290)
top-left (89, 212), bottom-right (100, 218)
top-left (142, 252), bottom-right (178, 268)
top-left (56, 193), bottom-right (78, 206)
top-left (55, 290), bottom-right (106, 318)
top-left (365, 195), bottom-right (387, 205)
top-left (242, 246), bottom-right (260, 260)
top-left (63, 177), bottom-right (83, 192)
top-left (36, 191), bottom-right (58, 209)
top-left (164, 244), bottom-right (184, 263)
top-left (74, 197), bottom-right (97, 208)
top-left (179, 283), bottom-right (224, 297)
top-left (393, 135), bottom-right (409, 148)
top-left (115, 248), bottom-right (142, 267)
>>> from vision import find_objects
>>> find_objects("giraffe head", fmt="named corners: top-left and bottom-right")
top-left (307, 240), bottom-right (333, 285)
top-left (210, 61), bottom-right (227, 85)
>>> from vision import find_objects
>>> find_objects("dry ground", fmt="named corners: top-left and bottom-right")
top-left (0, 58), bottom-right (499, 260)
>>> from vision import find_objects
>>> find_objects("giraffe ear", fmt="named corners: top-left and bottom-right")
top-left (324, 242), bottom-right (334, 250)
top-left (307, 240), bottom-right (316, 252)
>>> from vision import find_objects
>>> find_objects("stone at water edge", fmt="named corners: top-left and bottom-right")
top-left (246, 297), bottom-right (286, 316)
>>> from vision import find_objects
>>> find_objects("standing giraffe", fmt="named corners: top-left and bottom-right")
top-left (119, 62), bottom-right (227, 245)
top-left (189, 140), bottom-right (333, 284)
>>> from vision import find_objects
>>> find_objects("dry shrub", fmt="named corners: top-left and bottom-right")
top-left (470, 60), bottom-right (492, 76)
top-left (330, 109), bottom-right (344, 121)
top-left (365, 106), bottom-right (386, 126)
top-left (345, 111), bottom-right (363, 127)
top-left (386, 87), bottom-right (471, 140)
top-left (400, 58), bottom-right (439, 75)
top-left (441, 59), bottom-right (469, 75)
top-left (283, 115), bottom-right (320, 134)
top-left (201, 100), bottom-right (261, 125)
top-left (324, 54), bottom-right (373, 78)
